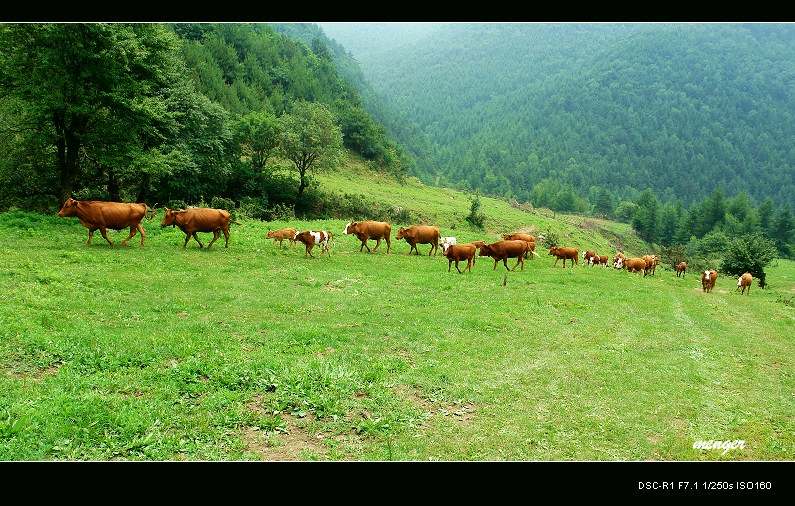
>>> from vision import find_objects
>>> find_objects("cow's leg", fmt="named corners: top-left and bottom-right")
top-left (372, 237), bottom-right (381, 253)
top-left (137, 223), bottom-right (146, 246)
top-left (385, 236), bottom-right (391, 254)
top-left (448, 259), bottom-right (452, 272)
top-left (466, 257), bottom-right (473, 272)
top-left (222, 226), bottom-right (229, 248)
top-left (307, 245), bottom-right (315, 258)
top-left (99, 227), bottom-right (113, 246)
top-left (561, 258), bottom-right (566, 268)
top-left (183, 233), bottom-right (191, 248)
top-left (192, 232), bottom-right (204, 248)
top-left (207, 230), bottom-right (220, 249)
top-left (553, 257), bottom-right (559, 267)
top-left (363, 239), bottom-right (371, 253)
top-left (86, 228), bottom-right (96, 245)
top-left (120, 225), bottom-right (137, 247)
top-left (456, 260), bottom-right (463, 274)
top-left (493, 259), bottom-right (498, 271)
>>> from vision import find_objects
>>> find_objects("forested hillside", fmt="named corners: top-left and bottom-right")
top-left (0, 23), bottom-right (409, 217)
top-left (324, 23), bottom-right (795, 211)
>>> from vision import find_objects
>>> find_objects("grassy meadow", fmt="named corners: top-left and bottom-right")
top-left (0, 166), bottom-right (793, 461)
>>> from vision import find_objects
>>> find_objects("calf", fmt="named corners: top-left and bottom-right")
top-left (161, 207), bottom-right (231, 249)
top-left (266, 228), bottom-right (297, 247)
top-left (294, 230), bottom-right (332, 258)
top-left (583, 250), bottom-right (598, 266)
top-left (396, 225), bottom-right (440, 256)
top-left (596, 255), bottom-right (608, 267)
top-left (548, 246), bottom-right (579, 268)
top-left (675, 262), bottom-right (687, 277)
top-left (343, 220), bottom-right (391, 254)
top-left (480, 240), bottom-right (530, 271)
top-left (701, 270), bottom-right (718, 293)
top-left (737, 272), bottom-right (753, 295)
top-left (444, 243), bottom-right (477, 274)
top-left (462, 240), bottom-right (486, 265)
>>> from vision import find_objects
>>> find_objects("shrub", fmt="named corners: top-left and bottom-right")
top-left (660, 244), bottom-right (688, 269)
top-left (166, 200), bottom-right (187, 211)
top-left (238, 196), bottom-right (269, 221)
top-left (265, 202), bottom-right (295, 222)
top-left (465, 193), bottom-right (486, 230)
top-left (540, 227), bottom-right (559, 248)
top-left (720, 233), bottom-right (777, 289)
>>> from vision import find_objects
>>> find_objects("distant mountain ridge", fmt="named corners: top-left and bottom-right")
top-left (319, 23), bottom-right (795, 209)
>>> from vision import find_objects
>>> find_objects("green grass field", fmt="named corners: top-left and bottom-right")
top-left (1, 166), bottom-right (793, 461)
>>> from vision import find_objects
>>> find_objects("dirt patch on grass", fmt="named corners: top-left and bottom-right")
top-left (393, 384), bottom-right (476, 424)
top-left (5, 361), bottom-right (62, 381)
top-left (242, 412), bottom-right (328, 461)
top-left (244, 394), bottom-right (329, 461)
top-left (315, 347), bottom-right (336, 358)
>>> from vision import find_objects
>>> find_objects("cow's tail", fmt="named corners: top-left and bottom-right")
top-left (144, 203), bottom-right (158, 220)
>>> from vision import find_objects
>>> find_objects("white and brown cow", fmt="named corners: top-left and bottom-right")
top-left (294, 230), bottom-right (332, 258)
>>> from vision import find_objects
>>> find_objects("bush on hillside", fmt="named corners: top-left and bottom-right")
top-left (465, 193), bottom-right (486, 230)
top-left (720, 233), bottom-right (778, 289)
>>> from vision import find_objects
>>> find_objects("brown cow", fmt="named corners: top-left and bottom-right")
top-left (596, 255), bottom-right (608, 267)
top-left (266, 228), bottom-right (297, 247)
top-left (701, 270), bottom-right (718, 293)
top-left (503, 233), bottom-right (535, 243)
top-left (480, 240), bottom-right (530, 271)
top-left (642, 255), bottom-right (660, 277)
top-left (161, 207), bottom-right (231, 249)
top-left (294, 230), bottom-right (332, 258)
top-left (444, 243), bottom-right (477, 274)
top-left (58, 198), bottom-right (149, 247)
top-left (504, 233), bottom-right (540, 260)
top-left (396, 225), bottom-right (440, 256)
top-left (675, 262), bottom-right (687, 277)
top-left (460, 240), bottom-right (486, 265)
top-left (624, 257), bottom-right (647, 274)
top-left (737, 272), bottom-right (753, 295)
top-left (344, 221), bottom-right (391, 254)
top-left (548, 246), bottom-right (579, 268)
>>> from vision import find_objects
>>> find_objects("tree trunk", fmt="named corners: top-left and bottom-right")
top-left (54, 113), bottom-right (83, 205)
top-left (294, 164), bottom-right (307, 216)
top-left (107, 166), bottom-right (120, 202)
top-left (136, 173), bottom-right (150, 204)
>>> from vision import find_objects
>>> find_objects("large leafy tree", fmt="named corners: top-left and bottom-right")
top-left (278, 101), bottom-right (343, 213)
top-left (0, 24), bottom-right (188, 204)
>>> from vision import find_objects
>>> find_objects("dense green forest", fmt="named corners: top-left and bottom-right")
top-left (322, 23), bottom-right (795, 211)
top-left (0, 23), bottom-right (408, 217)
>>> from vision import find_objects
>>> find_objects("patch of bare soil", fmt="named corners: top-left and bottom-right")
top-left (5, 361), bottom-right (62, 381)
top-left (244, 395), bottom-right (329, 461)
top-left (242, 412), bottom-right (328, 461)
top-left (392, 385), bottom-right (476, 424)
top-left (315, 347), bottom-right (336, 358)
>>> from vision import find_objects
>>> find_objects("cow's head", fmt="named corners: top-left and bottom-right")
top-left (548, 246), bottom-right (558, 256)
top-left (58, 198), bottom-right (79, 217)
top-left (160, 208), bottom-right (178, 228)
top-left (266, 230), bottom-right (276, 239)
top-left (479, 244), bottom-right (493, 257)
top-left (343, 221), bottom-right (355, 234)
top-left (396, 227), bottom-right (406, 240)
